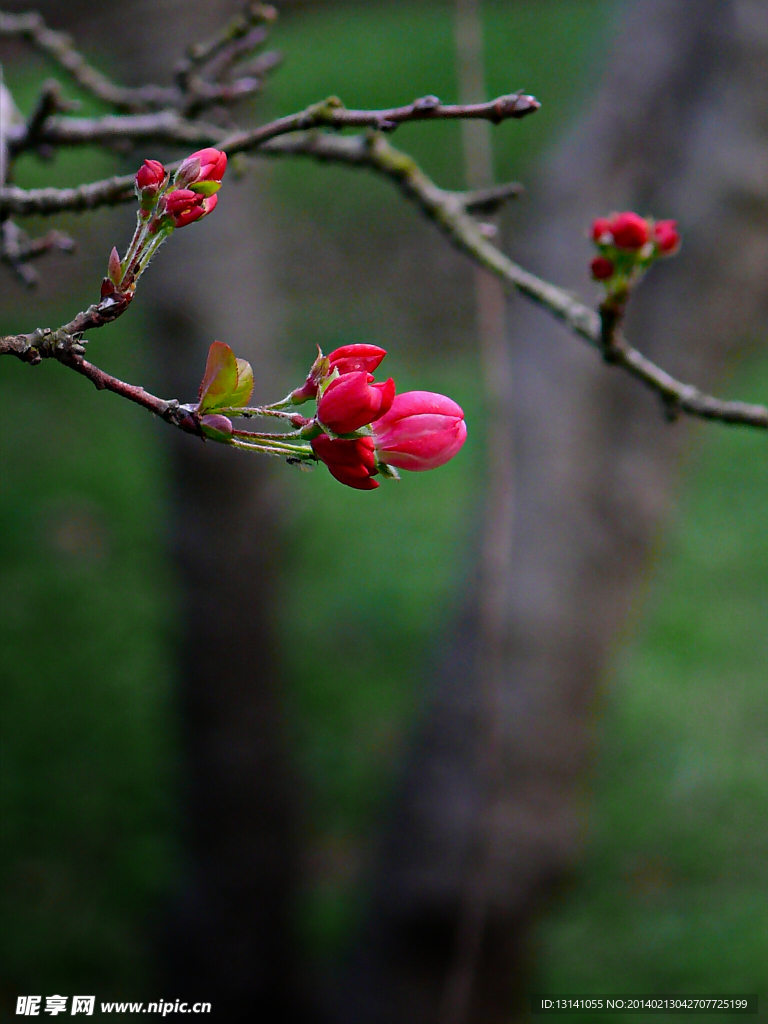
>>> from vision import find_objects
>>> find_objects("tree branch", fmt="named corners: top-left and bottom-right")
top-left (4, 90), bottom-right (538, 160)
top-left (0, 10), bottom-right (178, 112)
top-left (7, 110), bottom-right (221, 155)
top-left (174, 2), bottom-right (276, 89)
top-left (4, 124), bottom-right (766, 433)
top-left (0, 311), bottom-right (193, 432)
top-left (260, 131), bottom-right (768, 431)
top-left (0, 92), bottom-right (538, 215)
top-left (2, 5), bottom-right (762, 436)
top-left (0, 218), bottom-right (74, 286)
top-left (0, 3), bottom-right (280, 119)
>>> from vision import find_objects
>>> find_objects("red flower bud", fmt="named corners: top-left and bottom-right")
top-left (177, 193), bottom-right (217, 227)
top-left (292, 344), bottom-right (387, 403)
top-left (328, 344), bottom-right (387, 376)
top-left (653, 219), bottom-right (680, 255)
top-left (372, 391), bottom-right (467, 471)
top-left (162, 189), bottom-right (218, 228)
top-left (175, 147), bottom-right (227, 188)
top-left (590, 256), bottom-right (615, 280)
top-left (591, 217), bottom-right (614, 243)
top-left (317, 371), bottom-right (395, 434)
top-left (135, 158), bottom-right (166, 193)
top-left (609, 211), bottom-right (650, 250)
top-left (311, 434), bottom-right (380, 490)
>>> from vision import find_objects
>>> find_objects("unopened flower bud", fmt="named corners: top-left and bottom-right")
top-left (328, 344), bottom-right (387, 376)
top-left (317, 371), bottom-right (395, 434)
top-left (160, 189), bottom-right (218, 228)
top-left (292, 344), bottom-right (387, 403)
top-left (107, 246), bottom-right (122, 286)
top-left (372, 391), bottom-right (466, 471)
top-left (609, 212), bottom-right (650, 250)
top-left (591, 217), bottom-right (614, 243)
top-left (653, 219), bottom-right (680, 255)
top-left (174, 147), bottom-right (228, 189)
top-left (590, 256), bottom-right (615, 280)
top-left (200, 413), bottom-right (234, 442)
top-left (311, 433), bottom-right (380, 490)
top-left (136, 158), bottom-right (166, 194)
top-left (291, 348), bottom-right (331, 404)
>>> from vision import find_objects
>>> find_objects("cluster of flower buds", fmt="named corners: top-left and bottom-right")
top-left (102, 148), bottom-right (227, 301)
top-left (589, 211), bottom-right (680, 302)
top-left (300, 344), bottom-right (466, 490)
top-left (155, 147), bottom-right (227, 229)
top-left (186, 341), bottom-right (467, 492)
top-left (310, 385), bottom-right (467, 491)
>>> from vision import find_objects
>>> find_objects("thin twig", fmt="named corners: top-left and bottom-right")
top-left (1, 7), bottom-right (764, 437)
top-left (0, 10), bottom-right (178, 112)
top-left (461, 180), bottom-right (523, 213)
top-left (3, 90), bottom-right (538, 162)
top-left (260, 131), bottom-right (768, 430)
top-left (0, 90), bottom-right (538, 215)
top-left (174, 2), bottom-right (276, 90)
top-left (0, 317), bottom-right (195, 433)
top-left (3, 126), bottom-right (767, 431)
top-left (7, 110), bottom-right (221, 155)
top-left (1, 218), bottom-right (74, 285)
top-left (0, 4), bottom-right (279, 116)
top-left (1, 176), bottom-right (138, 215)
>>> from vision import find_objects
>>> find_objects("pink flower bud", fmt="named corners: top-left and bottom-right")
top-left (175, 147), bottom-right (227, 188)
top-left (317, 371), bottom-right (395, 435)
top-left (653, 219), bottom-right (680, 255)
top-left (591, 217), bottom-right (614, 243)
top-left (609, 211), bottom-right (650, 250)
top-left (292, 344), bottom-right (387, 403)
top-left (161, 189), bottom-right (218, 228)
top-left (311, 434), bottom-right (380, 490)
top-left (590, 256), bottom-right (615, 280)
top-left (372, 391), bottom-right (467, 471)
top-left (135, 158), bottom-right (166, 193)
top-left (177, 193), bottom-right (217, 228)
top-left (328, 344), bottom-right (387, 376)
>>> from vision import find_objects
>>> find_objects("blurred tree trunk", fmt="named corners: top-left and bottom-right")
top-left (116, 6), bottom-right (302, 1019)
top-left (5, 1), bottom-right (303, 1018)
top-left (334, 2), bottom-right (768, 1022)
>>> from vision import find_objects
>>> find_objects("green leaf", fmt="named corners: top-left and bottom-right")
top-left (231, 358), bottom-right (254, 407)
top-left (188, 180), bottom-right (222, 197)
top-left (198, 341), bottom-right (238, 412)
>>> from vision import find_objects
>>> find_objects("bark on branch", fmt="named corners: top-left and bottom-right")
top-left (261, 131), bottom-right (768, 431)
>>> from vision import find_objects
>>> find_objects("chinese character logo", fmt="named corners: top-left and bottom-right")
top-left (16, 996), bottom-right (41, 1016)
top-left (70, 998), bottom-right (94, 1016)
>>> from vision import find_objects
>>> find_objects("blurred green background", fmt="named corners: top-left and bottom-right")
top-left (2, 1), bottom-right (767, 1019)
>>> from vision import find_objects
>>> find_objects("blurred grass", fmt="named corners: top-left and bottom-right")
top-left (4, 0), bottom-right (768, 1017)
top-left (1, 58), bottom-right (178, 1020)
top-left (0, 311), bottom-right (178, 1012)
top-left (267, 0), bottom-right (613, 954)
top-left (535, 352), bottom-right (768, 1018)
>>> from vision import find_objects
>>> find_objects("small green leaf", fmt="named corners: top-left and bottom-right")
top-left (231, 358), bottom-right (254, 407)
top-left (198, 341), bottom-right (238, 412)
top-left (188, 180), bottom-right (222, 197)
